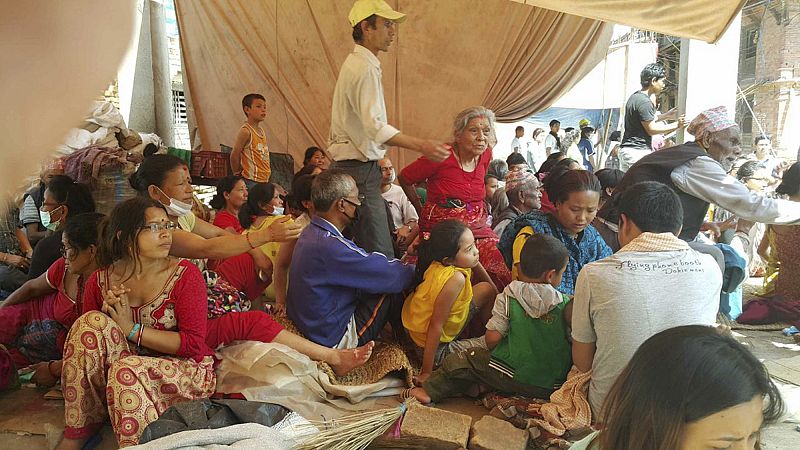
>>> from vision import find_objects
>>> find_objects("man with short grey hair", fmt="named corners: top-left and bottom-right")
top-left (287, 170), bottom-right (415, 348)
top-left (309, 168), bottom-right (357, 212)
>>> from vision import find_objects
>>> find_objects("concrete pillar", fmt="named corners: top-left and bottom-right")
top-left (180, 49), bottom-right (202, 151)
top-left (677, 13), bottom-right (742, 143)
top-left (127, 0), bottom-right (155, 133)
top-left (123, 0), bottom-right (173, 146)
top-left (775, 68), bottom-right (799, 160)
top-left (117, 0), bottom-right (144, 126)
top-left (149, 0), bottom-right (174, 147)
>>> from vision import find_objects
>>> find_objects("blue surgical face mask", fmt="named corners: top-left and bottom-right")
top-left (270, 206), bottom-right (284, 216)
top-left (40, 205), bottom-right (64, 231)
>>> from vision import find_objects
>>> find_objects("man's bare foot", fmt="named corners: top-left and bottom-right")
top-left (401, 387), bottom-right (431, 404)
top-left (55, 436), bottom-right (90, 450)
top-left (330, 341), bottom-right (375, 376)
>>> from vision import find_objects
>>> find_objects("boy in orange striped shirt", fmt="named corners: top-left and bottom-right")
top-left (231, 93), bottom-right (271, 187)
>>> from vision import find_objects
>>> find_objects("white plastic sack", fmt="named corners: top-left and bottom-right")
top-left (87, 100), bottom-right (126, 129)
top-left (62, 126), bottom-right (119, 151)
top-left (214, 342), bottom-right (404, 422)
top-left (94, 128), bottom-right (120, 148)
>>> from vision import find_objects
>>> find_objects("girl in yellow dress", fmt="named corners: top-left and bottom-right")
top-left (402, 219), bottom-right (497, 385)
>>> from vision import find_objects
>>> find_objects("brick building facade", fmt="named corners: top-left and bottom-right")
top-left (737, 0), bottom-right (800, 160)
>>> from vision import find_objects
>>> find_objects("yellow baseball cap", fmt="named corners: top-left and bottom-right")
top-left (348, 0), bottom-right (407, 27)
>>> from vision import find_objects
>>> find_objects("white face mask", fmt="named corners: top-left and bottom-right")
top-left (386, 171), bottom-right (397, 184)
top-left (40, 206), bottom-right (64, 231)
top-left (270, 206), bottom-right (284, 216)
top-left (164, 197), bottom-right (193, 218)
top-left (156, 187), bottom-right (193, 218)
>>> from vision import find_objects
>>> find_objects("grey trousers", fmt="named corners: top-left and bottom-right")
top-left (331, 160), bottom-right (394, 256)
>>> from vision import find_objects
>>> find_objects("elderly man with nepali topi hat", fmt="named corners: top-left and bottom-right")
top-left (595, 106), bottom-right (800, 252)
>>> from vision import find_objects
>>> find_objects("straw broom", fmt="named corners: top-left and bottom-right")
top-left (294, 398), bottom-right (417, 450)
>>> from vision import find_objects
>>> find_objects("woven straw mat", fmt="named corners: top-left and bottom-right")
top-left (273, 314), bottom-right (414, 387)
top-left (717, 312), bottom-right (788, 331)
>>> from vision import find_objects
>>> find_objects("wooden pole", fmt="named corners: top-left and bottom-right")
top-left (676, 38), bottom-right (690, 144)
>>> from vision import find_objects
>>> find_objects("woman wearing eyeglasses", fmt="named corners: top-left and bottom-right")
top-left (57, 197), bottom-right (373, 449)
top-left (128, 154), bottom-right (303, 309)
top-left (0, 212), bottom-right (104, 388)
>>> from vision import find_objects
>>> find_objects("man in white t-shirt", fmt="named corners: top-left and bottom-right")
top-left (543, 119), bottom-right (560, 156)
top-left (510, 125), bottom-right (524, 153)
top-left (571, 181), bottom-right (721, 420)
top-left (379, 157), bottom-right (418, 256)
top-left (753, 134), bottom-right (778, 177)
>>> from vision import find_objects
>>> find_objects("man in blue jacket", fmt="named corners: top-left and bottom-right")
top-left (287, 170), bottom-right (415, 348)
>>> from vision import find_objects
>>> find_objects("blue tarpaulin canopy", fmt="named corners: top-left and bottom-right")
top-left (523, 107), bottom-right (620, 136)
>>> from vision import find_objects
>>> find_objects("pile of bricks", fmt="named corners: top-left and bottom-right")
top-left (371, 403), bottom-right (529, 450)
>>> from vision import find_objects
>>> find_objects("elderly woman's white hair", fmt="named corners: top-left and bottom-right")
top-left (452, 106), bottom-right (498, 147)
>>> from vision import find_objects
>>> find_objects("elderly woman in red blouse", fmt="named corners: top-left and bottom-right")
top-left (399, 106), bottom-right (511, 289)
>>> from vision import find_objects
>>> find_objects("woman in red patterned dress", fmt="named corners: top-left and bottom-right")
top-left (767, 162), bottom-right (800, 299)
top-left (399, 106), bottom-right (511, 290)
top-left (57, 197), bottom-right (373, 449)
top-left (0, 213), bottom-right (104, 386)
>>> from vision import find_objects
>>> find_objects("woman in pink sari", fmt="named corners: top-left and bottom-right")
top-left (399, 106), bottom-right (511, 289)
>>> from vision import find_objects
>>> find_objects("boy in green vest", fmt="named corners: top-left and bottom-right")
top-left (404, 234), bottom-right (572, 404)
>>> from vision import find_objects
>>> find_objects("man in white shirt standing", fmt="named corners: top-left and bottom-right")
top-left (510, 126), bottom-right (524, 153)
top-left (543, 119), bottom-right (560, 156)
top-left (328, 0), bottom-right (449, 255)
top-left (379, 157), bottom-right (419, 257)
